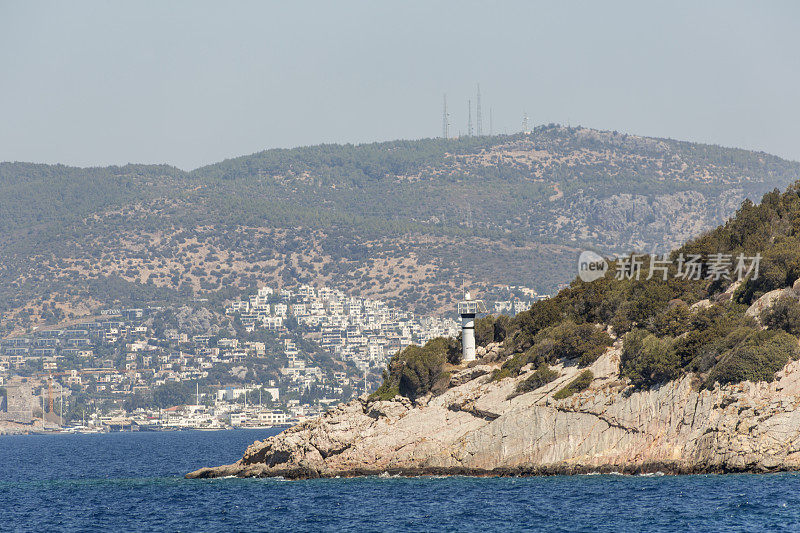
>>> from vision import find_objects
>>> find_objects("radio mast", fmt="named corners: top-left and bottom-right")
top-left (476, 84), bottom-right (483, 136)
top-left (442, 94), bottom-right (449, 139)
top-left (467, 99), bottom-right (473, 136)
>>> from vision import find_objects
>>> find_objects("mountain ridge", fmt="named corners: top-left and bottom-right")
top-left (2, 125), bottom-right (799, 335)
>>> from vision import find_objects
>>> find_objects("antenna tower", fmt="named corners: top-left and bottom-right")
top-left (467, 99), bottom-right (473, 136)
top-left (442, 94), bottom-right (449, 139)
top-left (476, 84), bottom-right (483, 136)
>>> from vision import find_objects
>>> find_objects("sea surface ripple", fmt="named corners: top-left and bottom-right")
top-left (2, 430), bottom-right (799, 532)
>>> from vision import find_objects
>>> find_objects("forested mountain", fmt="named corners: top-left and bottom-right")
top-left (2, 124), bottom-right (799, 335)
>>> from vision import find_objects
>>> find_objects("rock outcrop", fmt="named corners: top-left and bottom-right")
top-left (745, 288), bottom-right (794, 323)
top-left (187, 348), bottom-right (800, 479)
top-left (0, 419), bottom-right (48, 435)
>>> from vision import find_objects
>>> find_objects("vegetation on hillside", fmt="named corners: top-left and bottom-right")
top-left (373, 183), bottom-right (800, 400)
top-left (370, 337), bottom-right (459, 401)
top-left (3, 126), bottom-right (799, 334)
top-left (513, 364), bottom-right (559, 396)
top-left (553, 370), bottom-right (594, 400)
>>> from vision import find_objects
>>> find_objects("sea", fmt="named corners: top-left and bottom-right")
top-left (2, 429), bottom-right (800, 532)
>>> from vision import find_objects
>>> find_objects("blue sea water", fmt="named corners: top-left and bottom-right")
top-left (2, 430), bottom-right (800, 532)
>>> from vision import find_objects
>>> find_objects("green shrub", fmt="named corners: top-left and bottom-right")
top-left (475, 315), bottom-right (496, 346)
top-left (399, 345), bottom-right (446, 399)
top-left (736, 236), bottom-right (800, 305)
top-left (492, 321), bottom-right (611, 381)
top-left (761, 294), bottom-right (800, 335)
top-left (559, 257), bottom-right (706, 336)
top-left (514, 364), bottom-right (559, 395)
top-left (436, 336), bottom-right (462, 365)
top-left (620, 329), bottom-right (680, 389)
top-left (680, 325), bottom-right (754, 375)
top-left (647, 300), bottom-right (691, 337)
top-left (535, 320), bottom-right (613, 366)
top-left (370, 381), bottom-right (399, 401)
top-left (491, 351), bottom-right (529, 381)
top-left (491, 368), bottom-right (511, 381)
top-left (704, 330), bottom-right (799, 387)
top-left (633, 300), bottom-right (800, 389)
top-left (493, 315), bottom-right (512, 344)
top-left (610, 306), bottom-right (635, 337)
top-left (430, 371), bottom-right (452, 396)
top-left (506, 298), bottom-right (565, 352)
top-left (673, 305), bottom-right (759, 372)
top-left (526, 337), bottom-right (557, 367)
top-left (622, 282), bottom-right (677, 332)
top-left (370, 337), bottom-right (455, 401)
top-left (553, 370), bottom-right (594, 400)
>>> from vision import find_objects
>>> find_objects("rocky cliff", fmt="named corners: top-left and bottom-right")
top-left (187, 344), bottom-right (800, 479)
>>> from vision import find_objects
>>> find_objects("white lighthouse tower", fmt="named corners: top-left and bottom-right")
top-left (458, 291), bottom-right (487, 362)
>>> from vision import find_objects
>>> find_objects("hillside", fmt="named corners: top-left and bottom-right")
top-left (188, 178), bottom-right (800, 480)
top-left (2, 125), bottom-right (800, 334)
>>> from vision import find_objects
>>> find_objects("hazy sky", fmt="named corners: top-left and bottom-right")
top-left (1, 1), bottom-right (798, 170)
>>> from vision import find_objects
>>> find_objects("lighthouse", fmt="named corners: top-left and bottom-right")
top-left (458, 291), bottom-right (487, 362)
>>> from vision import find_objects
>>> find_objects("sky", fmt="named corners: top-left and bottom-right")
top-left (1, 0), bottom-right (798, 170)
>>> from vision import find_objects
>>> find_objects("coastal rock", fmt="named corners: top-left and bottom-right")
top-left (448, 365), bottom-right (493, 387)
top-left (0, 419), bottom-right (50, 435)
top-left (690, 299), bottom-right (712, 310)
top-left (745, 288), bottom-right (792, 322)
top-left (187, 352), bottom-right (800, 479)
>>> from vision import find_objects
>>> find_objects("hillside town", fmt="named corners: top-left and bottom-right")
top-left (227, 284), bottom-right (462, 373)
top-left (0, 284), bottom-right (537, 434)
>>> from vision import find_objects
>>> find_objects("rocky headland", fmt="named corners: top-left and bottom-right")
top-left (187, 339), bottom-right (800, 479)
top-left (188, 184), bottom-right (800, 480)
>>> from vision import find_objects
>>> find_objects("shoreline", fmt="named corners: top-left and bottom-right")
top-left (186, 462), bottom-right (800, 480)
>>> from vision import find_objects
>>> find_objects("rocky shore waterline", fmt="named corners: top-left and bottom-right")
top-left (187, 345), bottom-right (800, 480)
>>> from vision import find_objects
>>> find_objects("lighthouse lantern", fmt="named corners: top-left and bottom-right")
top-left (457, 292), bottom-right (487, 362)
